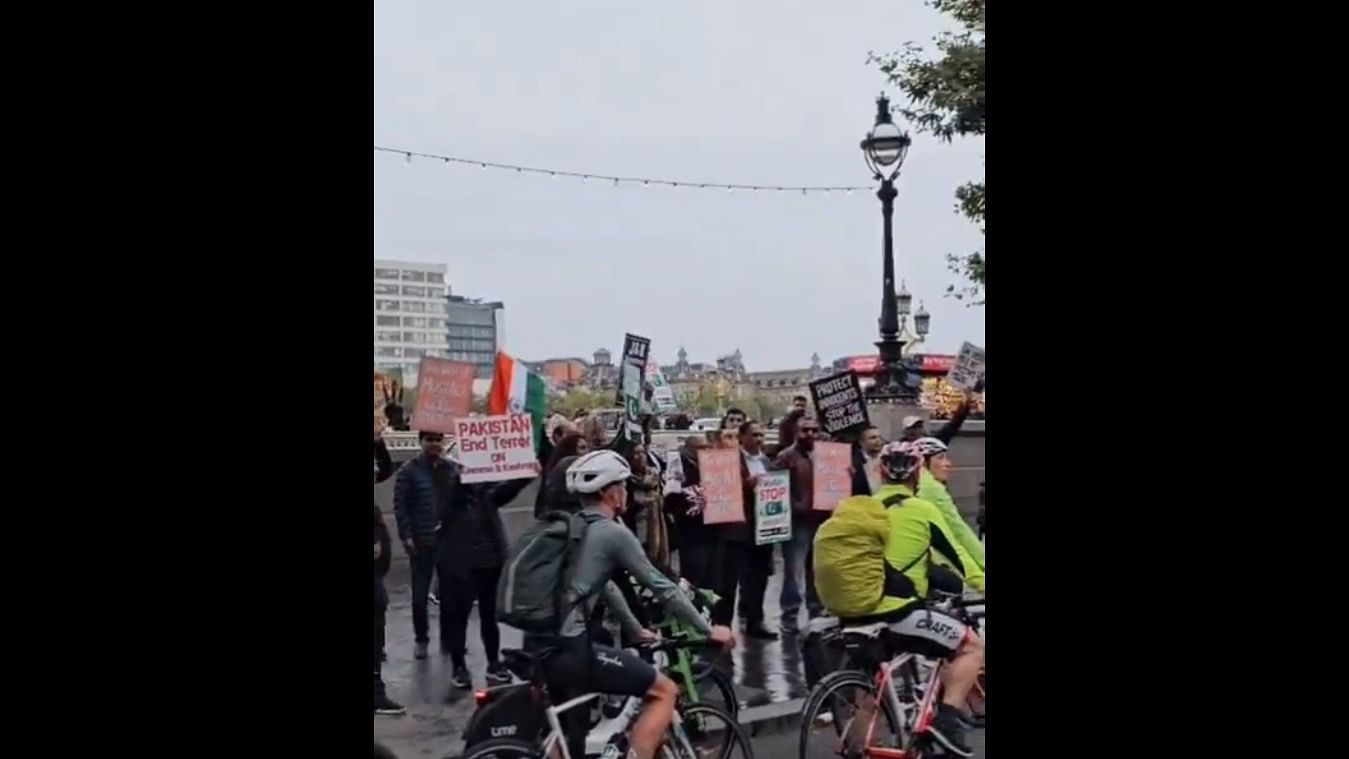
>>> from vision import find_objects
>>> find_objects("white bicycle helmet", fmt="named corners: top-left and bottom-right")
top-left (910, 436), bottom-right (949, 458)
top-left (565, 449), bottom-right (632, 494)
top-left (880, 440), bottom-right (924, 482)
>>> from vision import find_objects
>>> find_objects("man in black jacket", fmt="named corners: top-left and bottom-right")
top-left (393, 431), bottom-right (455, 662)
top-left (394, 429), bottom-right (534, 688)
top-left (437, 469), bottom-right (531, 690)
top-left (373, 427), bottom-right (404, 715)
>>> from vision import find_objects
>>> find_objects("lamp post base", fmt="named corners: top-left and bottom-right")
top-left (865, 337), bottom-right (919, 405)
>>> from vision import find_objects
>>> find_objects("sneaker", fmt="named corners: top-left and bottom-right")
top-left (486, 662), bottom-right (512, 686)
top-left (928, 704), bottom-right (974, 757)
top-left (374, 695), bottom-right (406, 716)
top-left (414, 641), bottom-right (429, 660)
top-left (451, 665), bottom-right (472, 690)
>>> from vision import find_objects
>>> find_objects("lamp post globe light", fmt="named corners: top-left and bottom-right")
top-left (860, 93), bottom-right (918, 402)
top-left (892, 282), bottom-right (933, 357)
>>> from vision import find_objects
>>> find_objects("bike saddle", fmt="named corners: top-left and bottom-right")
top-left (838, 622), bottom-right (888, 640)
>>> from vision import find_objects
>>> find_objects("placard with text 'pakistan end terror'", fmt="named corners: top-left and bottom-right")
top-left (809, 370), bottom-right (870, 437)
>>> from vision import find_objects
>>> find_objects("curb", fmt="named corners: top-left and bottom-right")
top-left (738, 698), bottom-right (804, 737)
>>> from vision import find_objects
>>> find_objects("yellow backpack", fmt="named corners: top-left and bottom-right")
top-left (812, 496), bottom-right (892, 618)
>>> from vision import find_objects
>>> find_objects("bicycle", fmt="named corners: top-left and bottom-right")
top-left (622, 573), bottom-right (739, 719)
top-left (798, 597), bottom-right (985, 759)
top-left (462, 636), bottom-right (752, 759)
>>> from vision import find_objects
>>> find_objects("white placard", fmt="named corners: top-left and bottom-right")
top-left (754, 471), bottom-right (793, 545)
top-left (453, 414), bottom-right (541, 484)
top-left (947, 342), bottom-right (986, 391)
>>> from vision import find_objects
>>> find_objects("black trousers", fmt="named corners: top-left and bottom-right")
top-left (679, 538), bottom-right (716, 589)
top-left (736, 544), bottom-right (774, 627)
top-left (443, 564), bottom-right (503, 667)
top-left (410, 545), bottom-right (448, 644)
top-left (711, 541), bottom-right (773, 627)
top-left (374, 574), bottom-right (389, 700)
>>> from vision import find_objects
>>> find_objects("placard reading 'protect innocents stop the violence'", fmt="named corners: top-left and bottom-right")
top-left (454, 414), bottom-right (542, 484)
top-left (809, 370), bottom-right (870, 437)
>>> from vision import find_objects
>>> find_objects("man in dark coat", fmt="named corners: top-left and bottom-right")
top-left (438, 470), bottom-right (531, 690)
top-left (394, 429), bottom-right (532, 690)
top-left (373, 426), bottom-right (404, 715)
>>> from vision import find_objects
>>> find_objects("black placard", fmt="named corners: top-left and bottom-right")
top-left (809, 370), bottom-right (870, 437)
top-left (618, 333), bottom-right (651, 442)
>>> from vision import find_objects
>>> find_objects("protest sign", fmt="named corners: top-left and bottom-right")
top-left (698, 448), bottom-right (744, 525)
top-left (619, 333), bottom-right (651, 443)
top-left (453, 414), bottom-right (541, 484)
top-left (812, 441), bottom-right (852, 512)
top-left (947, 342), bottom-right (986, 391)
top-left (754, 471), bottom-right (793, 545)
top-left (411, 357), bottom-right (476, 433)
top-left (809, 371), bottom-right (870, 437)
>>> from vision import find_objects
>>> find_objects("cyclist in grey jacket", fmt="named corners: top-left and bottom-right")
top-left (527, 450), bottom-right (735, 759)
top-left (553, 514), bottom-right (710, 639)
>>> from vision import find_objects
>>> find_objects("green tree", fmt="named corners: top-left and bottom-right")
top-left (871, 0), bottom-right (984, 304)
top-left (552, 388), bottom-right (613, 418)
top-left (693, 384), bottom-right (722, 417)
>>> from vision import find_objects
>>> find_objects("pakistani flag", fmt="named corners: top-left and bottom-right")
top-left (488, 351), bottom-right (548, 453)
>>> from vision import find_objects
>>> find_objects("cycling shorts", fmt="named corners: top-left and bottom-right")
top-left (844, 604), bottom-right (971, 660)
top-left (541, 636), bottom-right (657, 699)
top-left (884, 606), bottom-right (970, 659)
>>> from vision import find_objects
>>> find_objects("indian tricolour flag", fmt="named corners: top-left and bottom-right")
top-left (488, 351), bottom-right (548, 452)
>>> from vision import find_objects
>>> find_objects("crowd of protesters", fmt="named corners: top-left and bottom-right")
top-left (372, 382), bottom-right (983, 713)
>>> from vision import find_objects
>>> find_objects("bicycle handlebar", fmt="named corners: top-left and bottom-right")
top-left (636, 634), bottom-right (719, 654)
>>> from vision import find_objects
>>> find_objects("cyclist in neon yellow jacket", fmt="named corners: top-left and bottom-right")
top-left (814, 440), bottom-right (985, 757)
top-left (911, 437), bottom-right (985, 573)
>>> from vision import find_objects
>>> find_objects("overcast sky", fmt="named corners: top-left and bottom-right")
top-left (375, 0), bottom-right (984, 371)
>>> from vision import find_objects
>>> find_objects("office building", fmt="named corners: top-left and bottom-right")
top-left (374, 260), bottom-right (450, 377)
top-left (446, 294), bottom-right (504, 379)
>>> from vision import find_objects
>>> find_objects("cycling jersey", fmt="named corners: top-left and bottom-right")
top-left (868, 483), bottom-right (986, 617)
top-left (917, 468), bottom-right (985, 572)
top-left (557, 507), bottom-right (714, 639)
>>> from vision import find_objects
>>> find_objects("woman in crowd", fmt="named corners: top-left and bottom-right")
top-left (625, 440), bottom-right (670, 566)
top-left (534, 432), bottom-right (590, 517)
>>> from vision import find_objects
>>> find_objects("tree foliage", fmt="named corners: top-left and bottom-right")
top-left (550, 388), bottom-right (615, 418)
top-left (870, 0), bottom-right (985, 305)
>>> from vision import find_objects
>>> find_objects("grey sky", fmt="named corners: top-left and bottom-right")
top-left (375, 0), bottom-right (984, 371)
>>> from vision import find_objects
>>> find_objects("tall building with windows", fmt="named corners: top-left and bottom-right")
top-left (446, 294), bottom-right (504, 379)
top-left (374, 260), bottom-right (450, 376)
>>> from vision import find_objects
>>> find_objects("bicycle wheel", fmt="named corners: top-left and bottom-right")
top-left (689, 669), bottom-right (739, 719)
top-left (461, 738), bottom-right (542, 759)
top-left (798, 670), bottom-right (902, 759)
top-left (671, 703), bottom-right (754, 759)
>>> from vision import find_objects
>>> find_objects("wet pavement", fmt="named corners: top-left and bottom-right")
top-left (375, 547), bottom-right (814, 758)
top-left (374, 508), bottom-right (986, 759)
